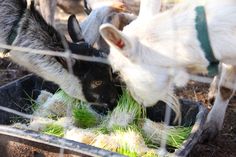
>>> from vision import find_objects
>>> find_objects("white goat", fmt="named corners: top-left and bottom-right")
top-left (100, 0), bottom-right (236, 140)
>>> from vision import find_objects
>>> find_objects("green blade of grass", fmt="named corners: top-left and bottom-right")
top-left (42, 123), bottom-right (64, 137)
top-left (73, 102), bottom-right (100, 128)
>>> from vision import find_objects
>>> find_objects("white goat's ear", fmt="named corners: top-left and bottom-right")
top-left (100, 24), bottom-right (131, 52)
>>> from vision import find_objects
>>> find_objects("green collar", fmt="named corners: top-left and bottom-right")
top-left (195, 6), bottom-right (219, 76)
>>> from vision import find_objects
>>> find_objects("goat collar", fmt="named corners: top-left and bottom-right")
top-left (195, 6), bottom-right (219, 76)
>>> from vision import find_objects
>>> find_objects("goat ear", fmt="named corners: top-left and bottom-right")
top-left (68, 15), bottom-right (84, 43)
top-left (99, 24), bottom-right (131, 52)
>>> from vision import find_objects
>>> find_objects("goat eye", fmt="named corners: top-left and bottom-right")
top-left (91, 81), bottom-right (103, 88)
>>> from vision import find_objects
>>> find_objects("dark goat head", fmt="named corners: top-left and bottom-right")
top-left (67, 15), bottom-right (120, 110)
top-left (1, 0), bottom-right (119, 112)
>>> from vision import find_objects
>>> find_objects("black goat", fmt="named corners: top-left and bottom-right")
top-left (0, 0), bottom-right (119, 110)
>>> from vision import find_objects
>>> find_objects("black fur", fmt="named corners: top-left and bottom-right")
top-left (67, 15), bottom-right (120, 110)
top-left (1, 0), bottom-right (119, 110)
top-left (68, 15), bottom-right (85, 43)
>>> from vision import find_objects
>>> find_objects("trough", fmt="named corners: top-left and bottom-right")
top-left (0, 74), bottom-right (207, 157)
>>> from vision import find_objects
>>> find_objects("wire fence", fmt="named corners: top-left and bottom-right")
top-left (0, 0), bottom-right (217, 157)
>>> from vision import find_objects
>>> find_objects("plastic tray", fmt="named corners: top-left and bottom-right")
top-left (0, 74), bottom-right (207, 157)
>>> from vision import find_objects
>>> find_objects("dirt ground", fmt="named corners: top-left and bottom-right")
top-left (176, 81), bottom-right (236, 157)
top-left (0, 5), bottom-right (235, 157)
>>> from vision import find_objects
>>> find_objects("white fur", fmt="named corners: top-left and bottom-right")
top-left (9, 50), bottom-right (86, 101)
top-left (206, 64), bottom-right (236, 130)
top-left (87, 0), bottom-right (140, 13)
top-left (138, 0), bottom-right (161, 18)
top-left (100, 0), bottom-right (236, 103)
top-left (100, 0), bottom-right (236, 137)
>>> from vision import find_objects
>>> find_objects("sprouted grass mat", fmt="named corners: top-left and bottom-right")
top-left (12, 90), bottom-right (192, 157)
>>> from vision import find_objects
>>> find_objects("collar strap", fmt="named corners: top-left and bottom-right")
top-left (195, 6), bottom-right (219, 76)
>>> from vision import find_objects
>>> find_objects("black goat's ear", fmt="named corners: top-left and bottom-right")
top-left (68, 15), bottom-right (85, 43)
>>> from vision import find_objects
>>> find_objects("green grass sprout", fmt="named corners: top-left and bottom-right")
top-left (34, 90), bottom-right (80, 118)
top-left (73, 101), bottom-right (100, 128)
top-left (42, 123), bottom-right (64, 137)
top-left (15, 88), bottom-right (194, 156)
top-left (167, 126), bottom-right (192, 148)
top-left (112, 126), bottom-right (149, 156)
top-left (117, 146), bottom-right (139, 157)
top-left (142, 119), bottom-right (192, 148)
top-left (107, 89), bottom-right (144, 129)
top-left (142, 150), bottom-right (159, 157)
